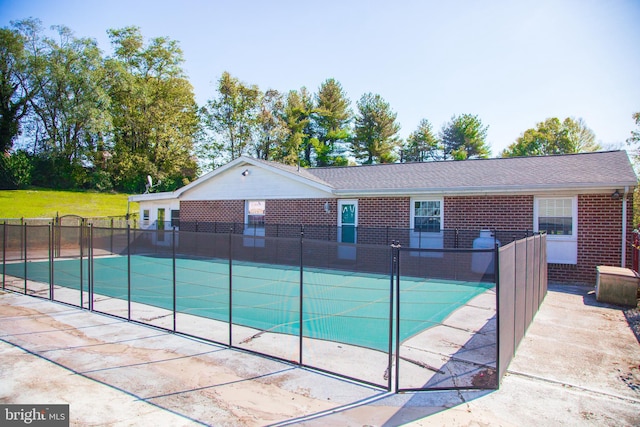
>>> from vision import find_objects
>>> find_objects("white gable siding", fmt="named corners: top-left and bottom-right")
top-left (180, 165), bottom-right (333, 201)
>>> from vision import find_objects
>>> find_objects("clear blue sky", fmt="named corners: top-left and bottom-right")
top-left (1, 0), bottom-right (639, 156)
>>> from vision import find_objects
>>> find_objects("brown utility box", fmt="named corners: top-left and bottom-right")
top-left (595, 266), bottom-right (640, 307)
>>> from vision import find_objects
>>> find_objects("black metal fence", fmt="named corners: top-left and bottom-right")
top-left (177, 221), bottom-right (535, 247)
top-left (0, 222), bottom-right (546, 392)
top-left (1, 215), bottom-right (135, 228)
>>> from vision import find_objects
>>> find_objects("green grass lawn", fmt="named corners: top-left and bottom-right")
top-left (0, 189), bottom-right (138, 219)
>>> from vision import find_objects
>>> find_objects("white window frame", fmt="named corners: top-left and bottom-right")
top-left (534, 196), bottom-right (578, 264)
top-left (410, 197), bottom-right (444, 255)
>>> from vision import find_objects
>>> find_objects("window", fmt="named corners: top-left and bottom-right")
top-left (244, 200), bottom-right (265, 247)
top-left (171, 210), bottom-right (180, 228)
top-left (413, 200), bottom-right (441, 232)
top-left (410, 198), bottom-right (444, 255)
top-left (143, 209), bottom-right (150, 225)
top-left (246, 200), bottom-right (265, 227)
top-left (534, 196), bottom-right (577, 264)
top-left (537, 198), bottom-right (573, 235)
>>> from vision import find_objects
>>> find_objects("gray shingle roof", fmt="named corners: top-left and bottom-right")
top-left (132, 151), bottom-right (637, 203)
top-left (299, 150), bottom-right (637, 194)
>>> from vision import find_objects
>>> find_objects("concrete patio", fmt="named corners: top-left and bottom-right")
top-left (0, 283), bottom-right (638, 426)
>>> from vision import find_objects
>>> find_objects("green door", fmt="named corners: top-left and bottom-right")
top-left (157, 208), bottom-right (165, 230)
top-left (338, 201), bottom-right (357, 259)
top-left (340, 203), bottom-right (356, 243)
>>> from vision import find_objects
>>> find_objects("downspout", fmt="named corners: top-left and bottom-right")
top-left (621, 186), bottom-right (629, 267)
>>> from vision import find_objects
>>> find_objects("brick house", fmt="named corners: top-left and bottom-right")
top-left (129, 150), bottom-right (637, 285)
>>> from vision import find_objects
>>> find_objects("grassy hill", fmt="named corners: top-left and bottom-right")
top-left (0, 189), bottom-right (137, 219)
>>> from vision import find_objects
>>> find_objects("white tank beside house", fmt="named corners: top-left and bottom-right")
top-left (471, 230), bottom-right (500, 274)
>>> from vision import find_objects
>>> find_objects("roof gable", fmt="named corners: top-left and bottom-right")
top-left (176, 156), bottom-right (334, 201)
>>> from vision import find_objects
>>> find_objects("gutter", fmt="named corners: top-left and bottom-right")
top-left (622, 186), bottom-right (629, 267)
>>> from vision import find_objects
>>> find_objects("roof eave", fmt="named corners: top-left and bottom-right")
top-left (128, 192), bottom-right (177, 202)
top-left (332, 182), bottom-right (638, 197)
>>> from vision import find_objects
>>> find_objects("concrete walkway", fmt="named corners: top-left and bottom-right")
top-left (0, 284), bottom-right (638, 426)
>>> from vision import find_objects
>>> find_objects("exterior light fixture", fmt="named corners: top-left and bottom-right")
top-left (611, 190), bottom-right (621, 200)
top-left (324, 202), bottom-right (331, 213)
top-left (242, 169), bottom-right (250, 176)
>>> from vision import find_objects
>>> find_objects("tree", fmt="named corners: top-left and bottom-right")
top-left (501, 117), bottom-right (600, 157)
top-left (203, 71), bottom-right (260, 163)
top-left (0, 24), bottom-right (32, 155)
top-left (440, 114), bottom-right (490, 160)
top-left (24, 25), bottom-right (110, 188)
top-left (0, 23), bottom-right (34, 189)
top-left (627, 112), bottom-right (640, 226)
top-left (107, 26), bottom-right (199, 192)
top-left (254, 89), bottom-right (288, 160)
top-left (352, 93), bottom-right (401, 164)
top-left (312, 78), bottom-right (352, 166)
top-left (627, 112), bottom-right (640, 146)
top-left (402, 118), bottom-right (441, 162)
top-left (277, 87), bottom-right (313, 166)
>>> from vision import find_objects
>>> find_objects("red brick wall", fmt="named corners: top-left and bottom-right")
top-left (180, 200), bottom-right (244, 223)
top-left (178, 193), bottom-right (634, 285)
top-left (561, 193), bottom-right (634, 285)
top-left (444, 195), bottom-right (534, 230)
top-left (357, 198), bottom-right (410, 228)
top-left (266, 199), bottom-right (336, 226)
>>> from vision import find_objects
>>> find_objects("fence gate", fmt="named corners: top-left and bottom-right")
top-left (393, 246), bottom-right (499, 392)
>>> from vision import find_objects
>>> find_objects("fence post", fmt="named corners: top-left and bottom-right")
top-left (228, 228), bottom-right (233, 347)
top-left (89, 224), bottom-right (94, 311)
top-left (49, 222), bottom-right (54, 301)
top-left (494, 241), bottom-right (501, 388)
top-left (55, 216), bottom-right (60, 258)
top-left (110, 218), bottom-right (114, 254)
top-left (2, 222), bottom-right (5, 290)
top-left (633, 228), bottom-right (639, 273)
top-left (127, 223), bottom-right (131, 321)
top-left (80, 222), bottom-right (84, 308)
top-left (172, 226), bottom-right (177, 332)
top-left (23, 222), bottom-right (27, 294)
top-left (298, 226), bottom-right (304, 366)
top-left (391, 240), bottom-right (401, 392)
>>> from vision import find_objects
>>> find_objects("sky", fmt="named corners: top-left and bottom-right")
top-left (1, 0), bottom-right (639, 156)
